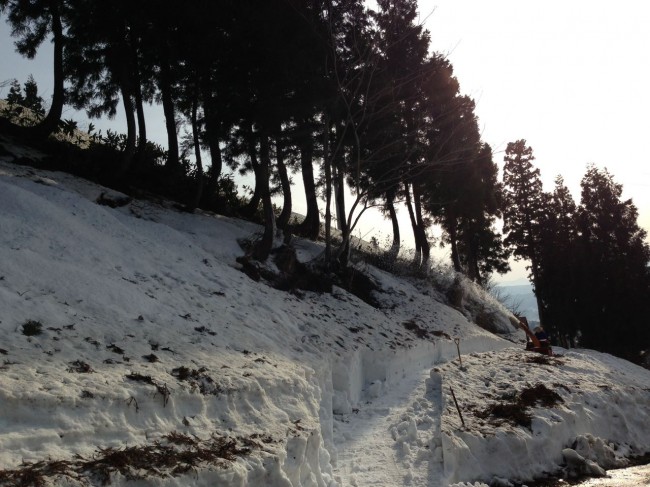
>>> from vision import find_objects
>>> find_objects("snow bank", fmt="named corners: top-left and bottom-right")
top-left (0, 152), bottom-right (647, 487)
top-left (438, 348), bottom-right (650, 485)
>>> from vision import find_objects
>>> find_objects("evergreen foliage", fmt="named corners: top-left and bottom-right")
top-left (2, 0), bottom-right (649, 362)
top-left (573, 166), bottom-right (650, 359)
top-left (0, 0), bottom-right (64, 137)
top-left (502, 146), bottom-right (650, 361)
top-left (502, 140), bottom-right (546, 323)
top-left (535, 176), bottom-right (580, 343)
top-left (6, 76), bottom-right (45, 115)
top-left (502, 140), bottom-right (545, 264)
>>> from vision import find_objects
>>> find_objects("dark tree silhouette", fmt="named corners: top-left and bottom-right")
top-left (455, 144), bottom-right (510, 283)
top-left (502, 139), bottom-right (546, 321)
top-left (535, 176), bottom-right (579, 344)
top-left (573, 166), bottom-right (650, 359)
top-left (6, 75), bottom-right (45, 115)
top-left (0, 0), bottom-right (514, 280)
top-left (366, 0), bottom-right (431, 261)
top-left (409, 55), bottom-right (460, 266)
top-left (64, 0), bottom-right (140, 176)
top-left (0, 0), bottom-right (65, 139)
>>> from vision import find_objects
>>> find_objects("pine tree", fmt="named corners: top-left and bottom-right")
top-left (502, 140), bottom-right (546, 321)
top-left (415, 55), bottom-right (463, 266)
top-left (226, 0), bottom-right (329, 259)
top-left (574, 166), bottom-right (650, 359)
top-left (22, 75), bottom-right (45, 115)
top-left (5, 76), bottom-right (45, 115)
top-left (64, 0), bottom-right (139, 175)
top-left (423, 93), bottom-right (481, 273)
top-left (6, 79), bottom-right (23, 106)
top-left (535, 176), bottom-right (579, 344)
top-left (0, 0), bottom-right (64, 138)
top-left (456, 144), bottom-right (510, 283)
top-left (366, 0), bottom-right (431, 260)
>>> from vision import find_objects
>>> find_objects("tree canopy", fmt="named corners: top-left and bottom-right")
top-left (502, 145), bottom-right (650, 362)
top-left (4, 0), bottom-right (649, 364)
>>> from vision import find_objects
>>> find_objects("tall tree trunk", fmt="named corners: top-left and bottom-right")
top-left (32, 0), bottom-right (64, 139)
top-left (130, 39), bottom-right (147, 157)
top-left (413, 182), bottom-right (430, 266)
top-left (206, 140), bottom-right (224, 203)
top-left (405, 182), bottom-right (421, 265)
top-left (336, 212), bottom-right (351, 268)
top-left (297, 123), bottom-right (320, 239)
top-left (465, 222), bottom-right (481, 283)
top-left (333, 124), bottom-right (347, 234)
top-left (134, 85), bottom-right (147, 154)
top-left (531, 258), bottom-right (545, 327)
top-left (188, 93), bottom-right (204, 211)
top-left (253, 132), bottom-right (276, 261)
top-left (159, 30), bottom-right (179, 170)
top-left (117, 81), bottom-right (136, 178)
top-left (387, 196), bottom-right (400, 260)
top-left (275, 132), bottom-right (292, 230)
top-left (323, 114), bottom-right (332, 267)
top-left (160, 76), bottom-right (178, 169)
top-left (200, 67), bottom-right (223, 198)
top-left (446, 208), bottom-right (462, 273)
top-left (242, 123), bottom-right (262, 217)
top-left (333, 157), bottom-right (346, 233)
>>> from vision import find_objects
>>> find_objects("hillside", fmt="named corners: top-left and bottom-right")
top-left (0, 142), bottom-right (649, 487)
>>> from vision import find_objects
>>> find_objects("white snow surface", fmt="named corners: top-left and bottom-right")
top-left (0, 153), bottom-right (649, 486)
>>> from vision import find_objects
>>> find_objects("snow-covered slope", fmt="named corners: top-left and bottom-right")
top-left (0, 150), bottom-right (649, 487)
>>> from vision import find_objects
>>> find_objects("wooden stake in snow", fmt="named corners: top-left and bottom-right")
top-left (449, 386), bottom-right (465, 428)
top-left (454, 338), bottom-right (463, 368)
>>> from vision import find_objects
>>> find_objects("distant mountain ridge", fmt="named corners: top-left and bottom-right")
top-left (496, 282), bottom-right (539, 323)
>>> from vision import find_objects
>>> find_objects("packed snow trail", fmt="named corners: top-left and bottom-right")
top-left (333, 365), bottom-right (445, 487)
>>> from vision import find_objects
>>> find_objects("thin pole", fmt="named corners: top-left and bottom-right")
top-left (450, 386), bottom-right (465, 428)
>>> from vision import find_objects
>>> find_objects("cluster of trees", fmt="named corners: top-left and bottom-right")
top-left (6, 75), bottom-right (45, 116)
top-left (0, 0), bottom-right (509, 277)
top-left (3, 1), bottom-right (647, 360)
top-left (503, 140), bottom-right (650, 361)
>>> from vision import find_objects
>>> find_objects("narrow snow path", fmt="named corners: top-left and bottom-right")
top-left (333, 366), bottom-right (445, 487)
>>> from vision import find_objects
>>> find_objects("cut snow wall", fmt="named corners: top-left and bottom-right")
top-left (330, 334), bottom-right (512, 414)
top-left (330, 340), bottom-right (439, 415)
top-left (439, 362), bottom-right (650, 485)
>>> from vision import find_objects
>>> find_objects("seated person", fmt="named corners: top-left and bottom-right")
top-left (533, 326), bottom-right (549, 346)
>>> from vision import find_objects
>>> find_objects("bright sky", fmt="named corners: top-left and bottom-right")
top-left (419, 0), bottom-right (650, 282)
top-left (2, 1), bottom-right (650, 283)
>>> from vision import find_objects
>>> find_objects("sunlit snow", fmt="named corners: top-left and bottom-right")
top-left (0, 144), bottom-right (649, 486)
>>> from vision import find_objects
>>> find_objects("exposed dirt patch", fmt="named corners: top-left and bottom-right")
top-left (525, 354), bottom-right (565, 366)
top-left (68, 360), bottom-right (94, 373)
top-left (519, 383), bottom-right (564, 408)
top-left (402, 320), bottom-right (429, 339)
top-left (236, 248), bottom-right (332, 293)
top-left (21, 320), bottom-right (43, 337)
top-left (171, 366), bottom-right (222, 395)
top-left (96, 191), bottom-right (132, 208)
top-left (0, 433), bottom-right (259, 486)
top-left (336, 266), bottom-right (380, 307)
top-left (477, 383), bottom-right (563, 429)
top-left (479, 402), bottom-right (533, 428)
top-left (125, 373), bottom-right (171, 406)
top-left (236, 244), bottom-right (381, 307)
